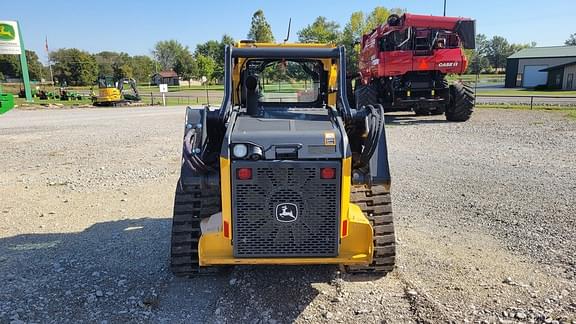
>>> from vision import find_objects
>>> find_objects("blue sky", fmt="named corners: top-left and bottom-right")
top-left (4, 0), bottom-right (575, 63)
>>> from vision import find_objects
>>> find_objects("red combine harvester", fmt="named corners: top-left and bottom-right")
top-left (354, 13), bottom-right (476, 121)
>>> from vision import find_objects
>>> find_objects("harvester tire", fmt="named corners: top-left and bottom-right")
top-left (170, 180), bottom-right (220, 277)
top-left (445, 82), bottom-right (474, 122)
top-left (355, 82), bottom-right (378, 109)
top-left (346, 185), bottom-right (396, 276)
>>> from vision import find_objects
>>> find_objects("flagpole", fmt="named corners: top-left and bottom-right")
top-left (45, 36), bottom-right (55, 93)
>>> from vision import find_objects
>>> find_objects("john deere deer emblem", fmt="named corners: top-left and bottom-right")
top-left (275, 203), bottom-right (298, 223)
top-left (0, 24), bottom-right (16, 41)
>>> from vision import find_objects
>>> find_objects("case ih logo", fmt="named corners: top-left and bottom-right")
top-left (438, 62), bottom-right (459, 68)
top-left (275, 203), bottom-right (298, 223)
top-left (0, 24), bottom-right (15, 41)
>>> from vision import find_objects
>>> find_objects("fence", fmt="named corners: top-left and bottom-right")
top-left (475, 95), bottom-right (576, 110)
top-left (139, 93), bottom-right (224, 106)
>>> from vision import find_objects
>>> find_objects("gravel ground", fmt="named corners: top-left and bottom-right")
top-left (0, 106), bottom-right (574, 323)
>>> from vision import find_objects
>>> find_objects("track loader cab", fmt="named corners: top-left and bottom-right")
top-left (171, 43), bottom-right (395, 277)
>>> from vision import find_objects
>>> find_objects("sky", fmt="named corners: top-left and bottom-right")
top-left (4, 0), bottom-right (575, 63)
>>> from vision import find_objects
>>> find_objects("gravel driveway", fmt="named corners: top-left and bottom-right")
top-left (0, 106), bottom-right (574, 323)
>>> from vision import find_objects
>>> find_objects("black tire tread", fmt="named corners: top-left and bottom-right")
top-left (355, 82), bottom-right (378, 109)
top-left (445, 82), bottom-right (475, 122)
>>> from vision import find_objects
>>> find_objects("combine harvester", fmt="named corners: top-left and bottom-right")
top-left (354, 13), bottom-right (476, 121)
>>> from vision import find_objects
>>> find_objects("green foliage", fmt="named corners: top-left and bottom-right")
top-left (152, 40), bottom-right (188, 71)
top-left (364, 7), bottom-right (404, 32)
top-left (194, 54), bottom-right (216, 82)
top-left (339, 7), bottom-right (405, 76)
top-left (565, 33), bottom-right (576, 46)
top-left (247, 10), bottom-right (275, 42)
top-left (50, 48), bottom-right (98, 86)
top-left (0, 50), bottom-right (45, 81)
top-left (194, 35), bottom-right (235, 81)
top-left (93, 51), bottom-right (133, 80)
top-left (0, 54), bottom-right (19, 78)
top-left (297, 17), bottom-right (341, 44)
top-left (130, 55), bottom-right (155, 83)
top-left (174, 50), bottom-right (196, 81)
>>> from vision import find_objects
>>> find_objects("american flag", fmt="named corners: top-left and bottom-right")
top-left (45, 36), bottom-right (49, 53)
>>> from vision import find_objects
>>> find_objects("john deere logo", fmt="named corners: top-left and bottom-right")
top-left (0, 24), bottom-right (15, 41)
top-left (275, 203), bottom-right (298, 223)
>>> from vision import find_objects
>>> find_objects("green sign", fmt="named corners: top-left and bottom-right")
top-left (0, 23), bottom-right (16, 41)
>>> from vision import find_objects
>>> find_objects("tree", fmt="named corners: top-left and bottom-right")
top-left (339, 7), bottom-right (405, 75)
top-left (0, 54), bottom-right (20, 79)
top-left (566, 33), bottom-right (576, 46)
top-left (194, 54), bottom-right (215, 82)
top-left (465, 34), bottom-right (491, 74)
top-left (364, 6), bottom-right (405, 32)
top-left (0, 50), bottom-right (45, 81)
top-left (486, 36), bottom-right (513, 72)
top-left (152, 40), bottom-right (187, 71)
top-left (195, 34), bottom-right (235, 81)
top-left (49, 48), bottom-right (97, 86)
top-left (247, 10), bottom-right (274, 42)
top-left (130, 55), bottom-right (155, 83)
top-left (298, 17), bottom-right (341, 44)
top-left (340, 11), bottom-right (366, 75)
top-left (174, 49), bottom-right (197, 83)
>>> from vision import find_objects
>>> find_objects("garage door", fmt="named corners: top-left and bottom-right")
top-left (522, 65), bottom-right (548, 88)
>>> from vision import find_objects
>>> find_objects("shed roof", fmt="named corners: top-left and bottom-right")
top-left (508, 46), bottom-right (576, 59)
top-left (539, 60), bottom-right (576, 72)
top-left (157, 71), bottom-right (178, 78)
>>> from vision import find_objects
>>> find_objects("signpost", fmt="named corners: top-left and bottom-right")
top-left (159, 83), bottom-right (168, 106)
top-left (202, 76), bottom-right (209, 105)
top-left (0, 20), bottom-right (33, 102)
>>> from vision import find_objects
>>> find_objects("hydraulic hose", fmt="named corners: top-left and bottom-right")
top-left (183, 127), bottom-right (215, 174)
top-left (357, 104), bottom-right (385, 168)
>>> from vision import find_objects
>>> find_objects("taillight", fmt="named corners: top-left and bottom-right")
top-left (342, 219), bottom-right (348, 237)
top-left (320, 167), bottom-right (336, 179)
top-left (223, 220), bottom-right (230, 238)
top-left (236, 168), bottom-right (252, 180)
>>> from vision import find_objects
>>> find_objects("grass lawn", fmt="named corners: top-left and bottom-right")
top-left (477, 104), bottom-right (576, 119)
top-left (476, 88), bottom-right (576, 96)
top-left (448, 74), bottom-right (505, 83)
top-left (15, 97), bottom-right (93, 106)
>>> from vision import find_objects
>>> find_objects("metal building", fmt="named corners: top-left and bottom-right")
top-left (505, 46), bottom-right (576, 88)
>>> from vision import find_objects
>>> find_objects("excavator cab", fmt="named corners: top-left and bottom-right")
top-left (93, 76), bottom-right (140, 106)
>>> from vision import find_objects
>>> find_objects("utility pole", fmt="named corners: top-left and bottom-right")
top-left (443, 0), bottom-right (447, 16)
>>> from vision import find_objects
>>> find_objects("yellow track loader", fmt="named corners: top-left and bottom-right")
top-left (171, 42), bottom-right (395, 277)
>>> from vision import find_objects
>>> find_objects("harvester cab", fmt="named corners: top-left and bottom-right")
top-left (355, 13), bottom-right (476, 121)
top-left (171, 42), bottom-right (396, 277)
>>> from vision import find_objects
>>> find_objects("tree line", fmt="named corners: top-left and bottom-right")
top-left (1, 7), bottom-right (574, 86)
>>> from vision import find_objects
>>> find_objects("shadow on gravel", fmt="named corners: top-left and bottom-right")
top-left (0, 218), bottom-right (332, 322)
top-left (385, 114), bottom-right (451, 126)
top-left (214, 264), bottom-right (332, 322)
top-left (0, 218), bottom-right (176, 322)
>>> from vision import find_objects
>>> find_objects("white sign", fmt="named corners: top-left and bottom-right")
top-left (201, 76), bottom-right (207, 83)
top-left (0, 21), bottom-right (22, 55)
top-left (159, 84), bottom-right (168, 93)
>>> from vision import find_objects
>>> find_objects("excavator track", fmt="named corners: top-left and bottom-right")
top-left (346, 184), bottom-right (396, 276)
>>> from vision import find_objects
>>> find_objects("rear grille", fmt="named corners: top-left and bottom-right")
top-left (232, 161), bottom-right (340, 257)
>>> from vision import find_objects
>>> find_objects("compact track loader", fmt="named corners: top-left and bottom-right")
top-left (171, 42), bottom-right (395, 277)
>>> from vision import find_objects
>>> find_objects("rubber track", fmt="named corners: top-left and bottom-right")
top-left (346, 185), bottom-right (396, 275)
top-left (170, 181), bottom-right (220, 277)
top-left (445, 82), bottom-right (475, 122)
